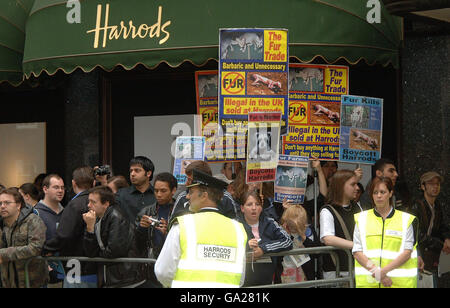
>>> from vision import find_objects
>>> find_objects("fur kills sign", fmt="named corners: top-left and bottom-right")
top-left (339, 95), bottom-right (383, 164)
top-left (218, 28), bottom-right (289, 137)
top-left (246, 112), bottom-right (281, 184)
top-left (283, 64), bottom-right (349, 160)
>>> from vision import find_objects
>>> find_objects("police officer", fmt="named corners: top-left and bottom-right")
top-left (155, 169), bottom-right (247, 288)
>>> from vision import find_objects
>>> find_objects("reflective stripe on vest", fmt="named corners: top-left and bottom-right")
top-left (354, 210), bottom-right (417, 288)
top-left (172, 212), bottom-right (247, 288)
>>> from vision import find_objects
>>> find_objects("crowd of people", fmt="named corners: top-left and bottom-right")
top-left (0, 156), bottom-right (449, 288)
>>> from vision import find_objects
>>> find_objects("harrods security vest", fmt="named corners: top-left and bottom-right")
top-left (354, 209), bottom-right (417, 288)
top-left (172, 211), bottom-right (247, 288)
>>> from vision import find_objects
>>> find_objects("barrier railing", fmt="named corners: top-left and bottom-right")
top-left (24, 256), bottom-right (156, 288)
top-left (247, 246), bottom-right (354, 288)
top-left (23, 246), bottom-right (353, 288)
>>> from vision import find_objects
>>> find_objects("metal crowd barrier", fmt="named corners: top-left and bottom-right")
top-left (23, 246), bottom-right (353, 288)
top-left (248, 246), bottom-right (355, 288)
top-left (24, 256), bottom-right (156, 288)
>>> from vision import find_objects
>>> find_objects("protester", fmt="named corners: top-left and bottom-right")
top-left (115, 156), bottom-right (156, 224)
top-left (83, 186), bottom-right (144, 288)
top-left (279, 204), bottom-right (309, 283)
top-left (155, 169), bottom-right (247, 288)
top-left (353, 177), bottom-right (418, 288)
top-left (107, 175), bottom-right (129, 194)
top-left (43, 166), bottom-right (98, 288)
top-left (319, 169), bottom-right (362, 281)
top-left (360, 158), bottom-right (411, 211)
top-left (0, 187), bottom-right (48, 288)
top-left (409, 171), bottom-right (450, 288)
top-left (135, 172), bottom-right (177, 287)
top-left (238, 190), bottom-right (292, 286)
top-left (19, 183), bottom-right (40, 207)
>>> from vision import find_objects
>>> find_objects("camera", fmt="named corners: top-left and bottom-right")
top-left (94, 165), bottom-right (111, 177)
top-left (148, 217), bottom-right (161, 227)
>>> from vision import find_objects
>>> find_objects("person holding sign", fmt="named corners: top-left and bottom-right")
top-left (238, 190), bottom-right (292, 286)
top-left (353, 177), bottom-right (418, 288)
top-left (155, 169), bottom-right (247, 288)
top-left (319, 169), bottom-right (363, 281)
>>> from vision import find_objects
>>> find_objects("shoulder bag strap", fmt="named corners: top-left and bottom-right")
top-left (326, 205), bottom-right (352, 241)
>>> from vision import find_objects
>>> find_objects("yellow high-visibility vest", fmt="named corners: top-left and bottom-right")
top-left (354, 209), bottom-right (417, 288)
top-left (172, 211), bottom-right (247, 288)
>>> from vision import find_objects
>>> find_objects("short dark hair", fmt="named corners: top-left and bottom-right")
top-left (372, 158), bottom-right (395, 179)
top-left (19, 183), bottom-right (40, 201)
top-left (73, 166), bottom-right (94, 190)
top-left (320, 161), bottom-right (338, 168)
top-left (42, 174), bottom-right (63, 188)
top-left (154, 172), bottom-right (178, 191)
top-left (107, 175), bottom-right (129, 190)
top-left (88, 186), bottom-right (115, 205)
top-left (0, 187), bottom-right (26, 208)
top-left (185, 161), bottom-right (212, 176)
top-left (196, 186), bottom-right (223, 205)
top-left (130, 156), bottom-right (155, 181)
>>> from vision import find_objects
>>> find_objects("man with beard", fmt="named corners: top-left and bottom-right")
top-left (115, 156), bottom-right (156, 223)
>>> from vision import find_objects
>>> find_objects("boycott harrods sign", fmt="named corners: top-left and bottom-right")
top-left (282, 64), bottom-right (349, 160)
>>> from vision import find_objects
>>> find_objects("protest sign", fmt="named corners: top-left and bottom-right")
top-left (339, 95), bottom-right (383, 164)
top-left (283, 64), bottom-right (349, 160)
top-left (274, 155), bottom-right (309, 204)
top-left (173, 136), bottom-right (205, 185)
top-left (246, 112), bottom-right (281, 184)
top-left (195, 70), bottom-right (246, 162)
top-left (219, 28), bottom-right (289, 138)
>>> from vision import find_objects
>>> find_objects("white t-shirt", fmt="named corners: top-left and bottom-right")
top-left (319, 205), bottom-right (351, 243)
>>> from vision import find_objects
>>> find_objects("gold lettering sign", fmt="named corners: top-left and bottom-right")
top-left (87, 4), bottom-right (171, 48)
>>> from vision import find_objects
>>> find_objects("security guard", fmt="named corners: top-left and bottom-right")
top-left (353, 177), bottom-right (418, 288)
top-left (154, 169), bottom-right (247, 288)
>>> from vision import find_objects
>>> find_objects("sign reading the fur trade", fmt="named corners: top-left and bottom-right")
top-left (173, 136), bottom-right (206, 185)
top-left (282, 64), bottom-right (349, 160)
top-left (339, 95), bottom-right (383, 164)
top-left (246, 112), bottom-right (281, 184)
top-left (195, 71), bottom-right (246, 163)
top-left (274, 155), bottom-right (309, 204)
top-left (218, 28), bottom-right (289, 139)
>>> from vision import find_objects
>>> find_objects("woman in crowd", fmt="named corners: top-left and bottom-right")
top-left (19, 183), bottom-right (40, 207)
top-left (238, 190), bottom-right (292, 286)
top-left (353, 177), bottom-right (418, 288)
top-left (319, 169), bottom-right (362, 280)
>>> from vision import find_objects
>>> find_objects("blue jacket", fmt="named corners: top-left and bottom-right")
top-left (239, 212), bottom-right (293, 254)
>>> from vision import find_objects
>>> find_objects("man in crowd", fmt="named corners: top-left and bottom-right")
top-left (134, 172), bottom-right (177, 287)
top-left (115, 156), bottom-right (156, 223)
top-left (0, 187), bottom-right (48, 288)
top-left (155, 169), bottom-right (247, 288)
top-left (83, 186), bottom-right (144, 288)
top-left (170, 160), bottom-right (237, 226)
top-left (359, 158), bottom-right (409, 210)
top-left (35, 174), bottom-right (65, 286)
top-left (43, 166), bottom-right (97, 288)
top-left (410, 171), bottom-right (450, 287)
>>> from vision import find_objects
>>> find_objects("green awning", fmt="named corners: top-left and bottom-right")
top-left (0, 0), bottom-right (33, 85)
top-left (23, 0), bottom-right (403, 79)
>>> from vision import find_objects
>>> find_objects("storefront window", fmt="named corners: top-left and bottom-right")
top-left (0, 122), bottom-right (46, 187)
